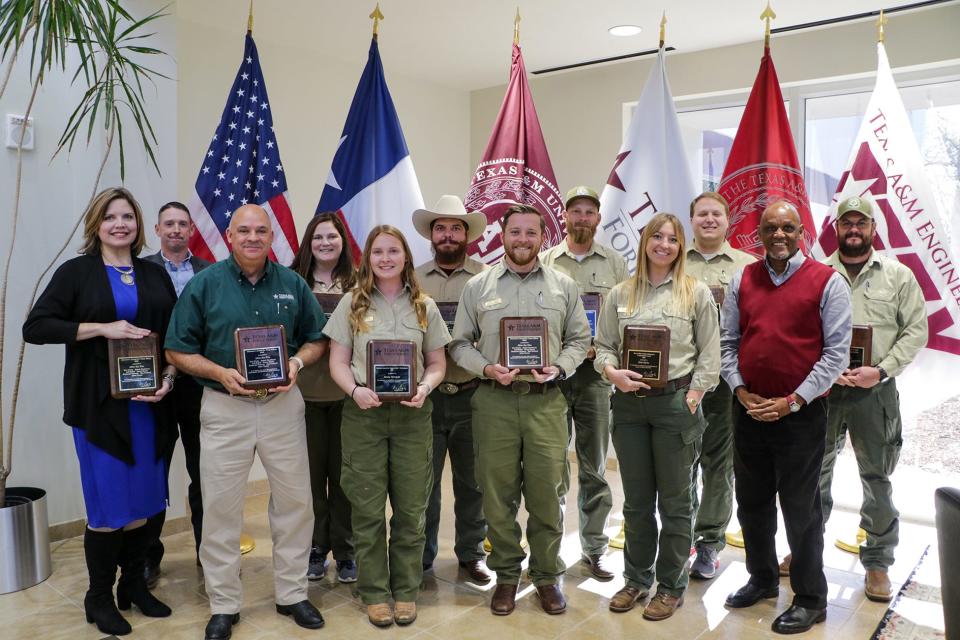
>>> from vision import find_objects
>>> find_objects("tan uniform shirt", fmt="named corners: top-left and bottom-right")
top-left (415, 257), bottom-right (487, 384)
top-left (824, 251), bottom-right (927, 377)
top-left (297, 281), bottom-right (345, 403)
top-left (539, 240), bottom-right (629, 297)
top-left (685, 241), bottom-right (757, 296)
top-left (593, 276), bottom-right (721, 392)
top-left (323, 286), bottom-right (451, 386)
top-left (449, 259), bottom-right (591, 381)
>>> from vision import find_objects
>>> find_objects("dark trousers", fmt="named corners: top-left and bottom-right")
top-left (146, 377), bottom-right (204, 566)
top-left (733, 397), bottom-right (828, 610)
top-left (305, 399), bottom-right (353, 560)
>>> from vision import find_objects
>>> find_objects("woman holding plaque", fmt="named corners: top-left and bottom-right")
top-left (324, 225), bottom-right (449, 627)
top-left (23, 187), bottom-right (178, 636)
top-left (289, 213), bottom-right (358, 583)
top-left (593, 212), bottom-right (720, 621)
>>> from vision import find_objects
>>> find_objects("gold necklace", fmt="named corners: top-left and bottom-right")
top-left (110, 264), bottom-right (135, 286)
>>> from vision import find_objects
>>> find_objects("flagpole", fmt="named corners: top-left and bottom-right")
top-left (247, 0), bottom-right (253, 34)
top-left (514, 8), bottom-right (521, 45)
top-left (659, 11), bottom-right (666, 49)
top-left (760, 1), bottom-right (776, 50)
top-left (370, 3), bottom-right (384, 40)
top-left (876, 9), bottom-right (888, 43)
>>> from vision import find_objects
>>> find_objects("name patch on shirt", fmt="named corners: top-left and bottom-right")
top-left (273, 293), bottom-right (295, 301)
top-left (482, 297), bottom-right (503, 309)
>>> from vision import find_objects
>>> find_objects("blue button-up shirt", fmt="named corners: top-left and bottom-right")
top-left (160, 251), bottom-right (196, 297)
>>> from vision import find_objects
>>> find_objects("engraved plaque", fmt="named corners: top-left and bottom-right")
top-left (435, 301), bottom-right (458, 333)
top-left (621, 325), bottom-right (671, 388)
top-left (499, 316), bottom-right (549, 372)
top-left (581, 292), bottom-right (602, 338)
top-left (850, 324), bottom-right (873, 370)
top-left (709, 285), bottom-right (725, 309)
top-left (367, 340), bottom-right (416, 401)
top-left (314, 292), bottom-right (344, 316)
top-left (235, 325), bottom-right (289, 390)
top-left (109, 333), bottom-right (159, 399)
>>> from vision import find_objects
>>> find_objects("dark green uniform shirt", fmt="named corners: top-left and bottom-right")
top-left (165, 256), bottom-right (326, 391)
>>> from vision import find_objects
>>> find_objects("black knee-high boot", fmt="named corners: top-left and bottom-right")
top-left (84, 528), bottom-right (132, 636)
top-left (117, 524), bottom-right (172, 617)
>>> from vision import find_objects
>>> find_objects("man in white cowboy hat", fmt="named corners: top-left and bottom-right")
top-left (412, 195), bottom-right (493, 584)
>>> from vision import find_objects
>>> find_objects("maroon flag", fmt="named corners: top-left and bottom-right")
top-left (719, 47), bottom-right (815, 257)
top-left (465, 43), bottom-right (564, 264)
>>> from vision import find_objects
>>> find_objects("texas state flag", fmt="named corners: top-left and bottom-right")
top-left (316, 38), bottom-right (428, 262)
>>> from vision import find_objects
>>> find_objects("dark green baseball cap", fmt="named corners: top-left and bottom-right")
top-left (564, 185), bottom-right (601, 210)
top-left (837, 195), bottom-right (874, 220)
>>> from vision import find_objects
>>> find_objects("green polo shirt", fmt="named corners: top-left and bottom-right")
top-left (165, 256), bottom-right (326, 390)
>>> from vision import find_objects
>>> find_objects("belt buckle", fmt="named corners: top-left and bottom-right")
top-left (510, 380), bottom-right (531, 395)
top-left (439, 382), bottom-right (458, 395)
top-left (252, 388), bottom-right (268, 400)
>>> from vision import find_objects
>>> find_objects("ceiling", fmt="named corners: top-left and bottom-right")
top-left (179, 0), bottom-right (954, 91)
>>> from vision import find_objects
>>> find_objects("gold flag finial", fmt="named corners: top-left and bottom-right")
top-left (247, 0), bottom-right (254, 33)
top-left (760, 1), bottom-right (776, 48)
top-left (876, 9), bottom-right (888, 43)
top-left (514, 7), bottom-right (521, 45)
top-left (370, 3), bottom-right (384, 39)
top-left (659, 11), bottom-right (667, 48)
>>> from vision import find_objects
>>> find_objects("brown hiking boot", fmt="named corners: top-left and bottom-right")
top-left (642, 592), bottom-right (683, 621)
top-left (366, 603), bottom-right (393, 627)
top-left (865, 569), bottom-right (893, 602)
top-left (609, 586), bottom-right (648, 612)
top-left (779, 554), bottom-right (791, 577)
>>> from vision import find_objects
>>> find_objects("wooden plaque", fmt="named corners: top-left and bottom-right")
top-left (435, 301), bottom-right (458, 333)
top-left (621, 325), bottom-right (671, 388)
top-left (499, 316), bottom-right (549, 372)
top-left (708, 285), bottom-right (725, 309)
top-left (108, 333), bottom-right (159, 399)
top-left (367, 339), bottom-right (417, 401)
top-left (235, 325), bottom-right (289, 391)
top-left (850, 324), bottom-right (873, 370)
top-left (314, 292), bottom-right (344, 316)
top-left (581, 293), bottom-right (602, 338)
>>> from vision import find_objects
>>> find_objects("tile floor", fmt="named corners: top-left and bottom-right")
top-left (0, 462), bottom-right (939, 639)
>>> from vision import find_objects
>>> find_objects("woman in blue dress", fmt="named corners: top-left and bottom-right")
top-left (24, 187), bottom-right (179, 636)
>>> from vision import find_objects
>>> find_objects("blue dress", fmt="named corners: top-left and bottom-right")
top-left (72, 267), bottom-right (167, 528)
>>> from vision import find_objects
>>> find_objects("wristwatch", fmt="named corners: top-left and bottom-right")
top-left (877, 366), bottom-right (889, 382)
top-left (786, 393), bottom-right (802, 413)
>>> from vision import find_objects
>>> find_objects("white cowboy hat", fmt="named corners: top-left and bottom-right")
top-left (413, 195), bottom-right (487, 243)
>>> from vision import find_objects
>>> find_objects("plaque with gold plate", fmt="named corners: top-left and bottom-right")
top-left (314, 292), bottom-right (344, 317)
top-left (235, 325), bottom-right (289, 399)
top-left (435, 301), bottom-right (458, 334)
top-left (367, 340), bottom-right (417, 401)
top-left (849, 324), bottom-right (873, 370)
top-left (581, 293), bottom-right (602, 338)
top-left (621, 325), bottom-right (671, 388)
top-left (109, 332), bottom-right (160, 399)
top-left (499, 316), bottom-right (549, 372)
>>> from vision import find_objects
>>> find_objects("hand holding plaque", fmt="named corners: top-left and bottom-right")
top-left (581, 293), bottom-right (602, 338)
top-left (850, 324), bottom-right (873, 370)
top-left (621, 325), bottom-right (671, 388)
top-left (109, 332), bottom-right (160, 399)
top-left (499, 316), bottom-right (549, 372)
top-left (235, 325), bottom-right (289, 398)
top-left (367, 340), bottom-right (417, 401)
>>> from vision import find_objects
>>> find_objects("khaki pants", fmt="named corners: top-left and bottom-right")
top-left (199, 387), bottom-right (313, 614)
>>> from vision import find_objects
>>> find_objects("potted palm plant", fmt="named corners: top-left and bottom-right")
top-left (0, 0), bottom-right (168, 594)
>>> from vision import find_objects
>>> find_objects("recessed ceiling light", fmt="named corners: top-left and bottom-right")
top-left (608, 25), bottom-right (642, 37)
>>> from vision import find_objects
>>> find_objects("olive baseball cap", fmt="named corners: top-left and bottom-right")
top-left (836, 195), bottom-right (874, 220)
top-left (564, 185), bottom-right (601, 209)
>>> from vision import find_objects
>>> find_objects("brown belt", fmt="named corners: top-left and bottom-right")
top-left (487, 379), bottom-right (558, 395)
top-left (436, 379), bottom-right (481, 395)
top-left (631, 373), bottom-right (693, 398)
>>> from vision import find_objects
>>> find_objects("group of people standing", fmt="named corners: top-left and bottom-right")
top-left (24, 181), bottom-right (926, 638)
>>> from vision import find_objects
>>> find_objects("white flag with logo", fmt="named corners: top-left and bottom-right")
top-left (597, 48), bottom-right (696, 274)
top-left (814, 43), bottom-right (960, 417)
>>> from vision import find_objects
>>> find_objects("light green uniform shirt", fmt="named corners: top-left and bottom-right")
top-left (824, 251), bottom-right (927, 377)
top-left (593, 276), bottom-right (721, 392)
top-left (415, 257), bottom-right (488, 384)
top-left (685, 241), bottom-right (757, 294)
top-left (449, 259), bottom-right (591, 381)
top-left (539, 240), bottom-right (629, 296)
top-left (323, 286), bottom-right (451, 386)
top-left (298, 281), bottom-right (345, 402)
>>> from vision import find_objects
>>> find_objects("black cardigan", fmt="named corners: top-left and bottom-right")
top-left (23, 254), bottom-right (178, 464)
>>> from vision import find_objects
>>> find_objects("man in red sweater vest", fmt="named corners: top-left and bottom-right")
top-left (719, 202), bottom-right (851, 635)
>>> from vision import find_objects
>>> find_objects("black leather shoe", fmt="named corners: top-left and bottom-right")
top-left (276, 600), bottom-right (325, 629)
top-left (204, 613), bottom-right (239, 640)
top-left (459, 559), bottom-right (493, 583)
top-left (725, 583), bottom-right (779, 608)
top-left (771, 604), bottom-right (826, 634)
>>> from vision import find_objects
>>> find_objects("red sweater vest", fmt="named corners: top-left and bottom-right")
top-left (738, 258), bottom-right (835, 398)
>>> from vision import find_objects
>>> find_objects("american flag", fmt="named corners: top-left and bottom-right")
top-left (188, 33), bottom-right (298, 264)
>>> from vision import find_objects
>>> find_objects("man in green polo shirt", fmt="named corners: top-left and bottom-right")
top-left (450, 203), bottom-right (591, 616)
top-left (684, 192), bottom-right (757, 580)
top-left (166, 205), bottom-right (327, 640)
top-left (817, 195), bottom-right (927, 602)
top-left (539, 186), bottom-right (627, 581)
